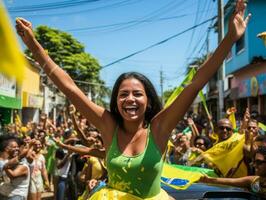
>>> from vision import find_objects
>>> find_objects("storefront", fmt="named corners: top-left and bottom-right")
top-left (229, 68), bottom-right (266, 118)
top-left (22, 92), bottom-right (43, 124)
top-left (0, 74), bottom-right (21, 126)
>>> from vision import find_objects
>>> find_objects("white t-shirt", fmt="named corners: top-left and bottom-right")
top-left (0, 161), bottom-right (30, 198)
top-left (55, 153), bottom-right (72, 178)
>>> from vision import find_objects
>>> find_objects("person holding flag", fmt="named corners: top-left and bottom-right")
top-left (199, 146), bottom-right (266, 198)
top-left (15, 0), bottom-right (250, 199)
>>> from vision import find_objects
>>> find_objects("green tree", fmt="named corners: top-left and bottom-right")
top-left (25, 25), bottom-right (109, 107)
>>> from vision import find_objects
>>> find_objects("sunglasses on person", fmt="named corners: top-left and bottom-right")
top-left (218, 126), bottom-right (232, 131)
top-left (253, 159), bottom-right (266, 166)
top-left (247, 126), bottom-right (257, 130)
top-left (195, 142), bottom-right (205, 147)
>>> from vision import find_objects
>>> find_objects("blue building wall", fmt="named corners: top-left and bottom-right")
top-left (248, 0), bottom-right (266, 61)
top-left (224, 0), bottom-right (266, 75)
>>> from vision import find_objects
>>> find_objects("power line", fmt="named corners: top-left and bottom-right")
top-left (66, 9), bottom-right (215, 32)
top-left (67, 14), bottom-right (189, 32)
top-left (8, 0), bottom-right (138, 16)
top-left (92, 0), bottom-right (184, 35)
top-left (7, 0), bottom-right (102, 12)
top-left (100, 16), bottom-right (217, 70)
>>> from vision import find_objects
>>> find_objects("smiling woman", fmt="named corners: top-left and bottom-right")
top-left (110, 72), bottom-right (161, 130)
top-left (14, 0), bottom-right (251, 199)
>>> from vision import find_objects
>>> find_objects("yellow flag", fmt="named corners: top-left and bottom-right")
top-left (0, 1), bottom-right (26, 84)
top-left (228, 112), bottom-right (237, 129)
top-left (191, 133), bottom-right (247, 178)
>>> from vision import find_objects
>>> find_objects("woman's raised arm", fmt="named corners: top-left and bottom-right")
top-left (15, 18), bottom-right (116, 146)
top-left (152, 0), bottom-right (251, 152)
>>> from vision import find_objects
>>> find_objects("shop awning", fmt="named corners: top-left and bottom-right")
top-left (0, 94), bottom-right (21, 109)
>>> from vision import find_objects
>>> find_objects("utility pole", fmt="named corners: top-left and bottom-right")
top-left (206, 27), bottom-right (211, 55)
top-left (160, 69), bottom-right (164, 106)
top-left (217, 0), bottom-right (225, 120)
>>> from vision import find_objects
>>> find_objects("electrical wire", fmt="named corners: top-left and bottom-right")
top-left (8, 0), bottom-right (139, 16)
top-left (8, 0), bottom-right (102, 12)
top-left (100, 16), bottom-right (216, 69)
top-left (66, 9), bottom-right (215, 33)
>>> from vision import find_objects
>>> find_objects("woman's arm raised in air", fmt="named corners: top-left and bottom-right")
top-left (152, 0), bottom-right (251, 152)
top-left (15, 18), bottom-right (115, 147)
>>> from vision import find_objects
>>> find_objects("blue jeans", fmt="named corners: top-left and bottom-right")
top-left (56, 177), bottom-right (67, 200)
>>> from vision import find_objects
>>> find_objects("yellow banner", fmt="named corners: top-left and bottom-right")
top-left (0, 2), bottom-right (26, 84)
top-left (190, 133), bottom-right (247, 177)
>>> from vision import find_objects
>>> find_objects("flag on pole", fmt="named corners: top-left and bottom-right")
top-left (198, 90), bottom-right (214, 131)
top-left (164, 68), bottom-right (196, 108)
top-left (164, 67), bottom-right (213, 130)
top-left (0, 1), bottom-right (26, 84)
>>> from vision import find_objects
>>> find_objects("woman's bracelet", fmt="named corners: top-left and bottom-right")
top-left (48, 65), bottom-right (59, 77)
top-left (42, 58), bottom-right (51, 71)
top-left (41, 57), bottom-right (59, 77)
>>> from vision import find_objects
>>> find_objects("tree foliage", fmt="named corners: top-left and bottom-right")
top-left (25, 25), bottom-right (109, 107)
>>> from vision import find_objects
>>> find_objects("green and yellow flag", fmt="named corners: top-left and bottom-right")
top-left (0, 1), bottom-right (26, 84)
top-left (164, 68), bottom-right (196, 108)
top-left (164, 68), bottom-right (212, 125)
top-left (161, 163), bottom-right (217, 190)
top-left (258, 122), bottom-right (266, 132)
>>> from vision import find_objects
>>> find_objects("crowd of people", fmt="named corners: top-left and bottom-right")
top-left (1, 105), bottom-right (266, 199)
top-left (1, 0), bottom-right (264, 199)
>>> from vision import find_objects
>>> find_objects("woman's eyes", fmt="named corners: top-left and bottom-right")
top-left (134, 92), bottom-right (143, 97)
top-left (119, 92), bottom-right (143, 98)
top-left (119, 93), bottom-right (128, 98)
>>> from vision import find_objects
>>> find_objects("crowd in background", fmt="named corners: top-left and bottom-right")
top-left (0, 104), bottom-right (266, 200)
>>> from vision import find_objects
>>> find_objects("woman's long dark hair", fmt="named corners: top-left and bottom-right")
top-left (110, 72), bottom-right (162, 128)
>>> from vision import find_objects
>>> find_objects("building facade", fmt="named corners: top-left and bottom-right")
top-left (224, 0), bottom-right (266, 121)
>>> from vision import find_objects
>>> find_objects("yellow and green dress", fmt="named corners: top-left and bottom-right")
top-left (89, 127), bottom-right (169, 200)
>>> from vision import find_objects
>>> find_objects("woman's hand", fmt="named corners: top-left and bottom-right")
top-left (52, 137), bottom-right (63, 147)
top-left (15, 18), bottom-right (35, 46)
top-left (226, 107), bottom-right (237, 116)
top-left (69, 104), bottom-right (76, 115)
top-left (228, 0), bottom-right (251, 42)
top-left (198, 175), bottom-right (212, 183)
top-left (44, 180), bottom-right (50, 191)
top-left (87, 179), bottom-right (98, 192)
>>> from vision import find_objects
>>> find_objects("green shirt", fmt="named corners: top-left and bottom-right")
top-left (106, 126), bottom-right (163, 198)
